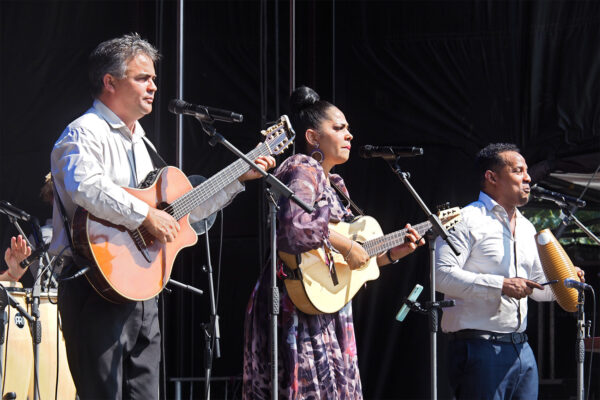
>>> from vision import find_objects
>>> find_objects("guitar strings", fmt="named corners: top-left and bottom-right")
top-left (133, 134), bottom-right (285, 244)
top-left (363, 221), bottom-right (431, 257)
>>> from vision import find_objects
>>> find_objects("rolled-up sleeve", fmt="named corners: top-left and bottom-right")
top-left (52, 127), bottom-right (149, 230)
top-left (435, 220), bottom-right (504, 301)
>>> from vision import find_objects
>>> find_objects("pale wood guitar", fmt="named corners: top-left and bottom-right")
top-left (72, 116), bottom-right (295, 303)
top-left (278, 207), bottom-right (461, 314)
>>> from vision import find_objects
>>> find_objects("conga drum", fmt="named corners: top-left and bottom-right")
top-left (1, 282), bottom-right (33, 399)
top-left (27, 289), bottom-right (77, 399)
top-left (535, 228), bottom-right (582, 312)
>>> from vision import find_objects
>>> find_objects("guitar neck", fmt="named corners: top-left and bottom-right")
top-left (362, 220), bottom-right (432, 258)
top-left (170, 145), bottom-right (268, 219)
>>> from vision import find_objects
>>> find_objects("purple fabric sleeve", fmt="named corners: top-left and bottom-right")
top-left (275, 155), bottom-right (332, 254)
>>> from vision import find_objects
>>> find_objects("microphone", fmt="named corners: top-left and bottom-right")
top-left (0, 201), bottom-right (31, 222)
top-left (168, 99), bottom-right (243, 123)
top-left (530, 185), bottom-right (586, 208)
top-left (564, 278), bottom-right (592, 291)
top-left (19, 244), bottom-right (48, 269)
top-left (359, 145), bottom-right (423, 160)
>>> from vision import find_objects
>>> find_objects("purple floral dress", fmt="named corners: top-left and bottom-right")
top-left (243, 154), bottom-right (363, 400)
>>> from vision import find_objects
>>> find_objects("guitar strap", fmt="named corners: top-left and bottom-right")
top-left (52, 176), bottom-right (94, 278)
top-left (51, 177), bottom-right (76, 254)
top-left (141, 136), bottom-right (168, 168)
top-left (331, 181), bottom-right (365, 217)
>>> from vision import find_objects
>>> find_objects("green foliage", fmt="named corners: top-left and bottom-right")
top-left (521, 207), bottom-right (600, 246)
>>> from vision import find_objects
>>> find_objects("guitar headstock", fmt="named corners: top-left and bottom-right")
top-left (437, 206), bottom-right (462, 230)
top-left (261, 115), bottom-right (296, 156)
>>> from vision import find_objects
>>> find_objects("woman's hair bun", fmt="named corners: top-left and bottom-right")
top-left (289, 86), bottom-right (320, 114)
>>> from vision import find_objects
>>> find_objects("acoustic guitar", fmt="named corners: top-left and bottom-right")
top-left (278, 207), bottom-right (461, 314)
top-left (72, 116), bottom-right (295, 303)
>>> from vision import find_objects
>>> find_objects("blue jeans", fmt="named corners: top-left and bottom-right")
top-left (447, 338), bottom-right (538, 400)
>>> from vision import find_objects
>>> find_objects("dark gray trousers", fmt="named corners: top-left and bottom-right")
top-left (58, 272), bottom-right (161, 400)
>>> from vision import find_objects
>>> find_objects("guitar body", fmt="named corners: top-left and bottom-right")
top-left (72, 167), bottom-right (198, 303)
top-left (279, 215), bottom-right (384, 315)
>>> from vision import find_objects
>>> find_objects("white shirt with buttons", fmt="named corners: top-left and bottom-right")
top-left (435, 191), bottom-right (555, 334)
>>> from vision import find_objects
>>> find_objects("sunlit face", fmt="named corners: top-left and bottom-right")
top-left (109, 53), bottom-right (157, 126)
top-left (307, 106), bottom-right (353, 171)
top-left (486, 151), bottom-right (531, 209)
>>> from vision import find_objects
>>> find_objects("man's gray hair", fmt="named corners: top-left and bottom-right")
top-left (88, 33), bottom-right (160, 98)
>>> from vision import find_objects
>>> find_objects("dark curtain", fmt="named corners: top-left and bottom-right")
top-left (1, 1), bottom-right (599, 398)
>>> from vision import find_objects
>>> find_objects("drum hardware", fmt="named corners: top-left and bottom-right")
top-left (0, 285), bottom-right (33, 399)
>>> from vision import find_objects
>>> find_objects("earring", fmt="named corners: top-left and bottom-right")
top-left (310, 143), bottom-right (324, 164)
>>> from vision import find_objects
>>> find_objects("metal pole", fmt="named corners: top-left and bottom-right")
top-left (332, 0), bottom-right (335, 104)
top-left (176, 0), bottom-right (184, 169)
top-left (289, 0), bottom-right (295, 95)
top-left (268, 190), bottom-right (279, 400)
top-left (576, 291), bottom-right (585, 400)
top-left (429, 234), bottom-right (437, 400)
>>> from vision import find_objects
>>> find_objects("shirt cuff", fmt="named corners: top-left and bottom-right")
top-left (225, 179), bottom-right (244, 196)
top-left (474, 273), bottom-right (505, 300)
top-left (127, 198), bottom-right (150, 230)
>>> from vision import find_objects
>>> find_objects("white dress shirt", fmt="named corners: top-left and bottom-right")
top-left (435, 191), bottom-right (554, 333)
top-left (50, 99), bottom-right (243, 260)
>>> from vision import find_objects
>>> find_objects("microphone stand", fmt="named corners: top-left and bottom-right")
top-left (554, 206), bottom-right (600, 245)
top-left (28, 217), bottom-right (45, 400)
top-left (3, 213), bottom-right (43, 400)
top-left (201, 219), bottom-right (219, 400)
top-left (576, 289), bottom-right (586, 400)
top-left (195, 117), bottom-right (312, 400)
top-left (552, 204), bottom-right (598, 400)
top-left (385, 158), bottom-right (460, 400)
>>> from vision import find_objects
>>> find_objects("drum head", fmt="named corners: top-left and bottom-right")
top-left (187, 175), bottom-right (217, 235)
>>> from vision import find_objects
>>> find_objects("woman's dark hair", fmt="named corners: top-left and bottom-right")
top-left (475, 143), bottom-right (520, 189)
top-left (289, 86), bottom-right (334, 150)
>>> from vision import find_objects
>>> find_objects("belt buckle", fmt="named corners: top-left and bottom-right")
top-left (511, 332), bottom-right (522, 344)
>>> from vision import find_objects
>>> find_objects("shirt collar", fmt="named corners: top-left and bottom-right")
top-left (478, 191), bottom-right (524, 220)
top-left (92, 99), bottom-right (145, 141)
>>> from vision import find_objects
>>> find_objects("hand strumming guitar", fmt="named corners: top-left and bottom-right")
top-left (142, 208), bottom-right (181, 243)
top-left (330, 230), bottom-right (369, 270)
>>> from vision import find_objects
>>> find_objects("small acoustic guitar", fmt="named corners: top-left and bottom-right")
top-left (278, 207), bottom-right (461, 314)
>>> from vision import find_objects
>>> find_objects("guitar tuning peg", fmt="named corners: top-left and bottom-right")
top-left (436, 202), bottom-right (450, 212)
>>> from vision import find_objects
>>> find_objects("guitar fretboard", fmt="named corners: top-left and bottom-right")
top-left (362, 221), bottom-right (432, 258)
top-left (168, 144), bottom-right (268, 220)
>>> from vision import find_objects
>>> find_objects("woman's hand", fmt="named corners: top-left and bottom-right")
top-left (344, 240), bottom-right (369, 270)
top-left (387, 224), bottom-right (425, 263)
top-left (329, 231), bottom-right (369, 270)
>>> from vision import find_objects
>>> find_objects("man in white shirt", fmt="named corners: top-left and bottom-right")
top-left (435, 143), bottom-right (584, 399)
top-left (50, 34), bottom-right (274, 399)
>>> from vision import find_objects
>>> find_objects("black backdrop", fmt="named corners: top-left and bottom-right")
top-left (1, 1), bottom-right (600, 399)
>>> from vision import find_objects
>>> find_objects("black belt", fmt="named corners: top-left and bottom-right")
top-left (449, 329), bottom-right (528, 344)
